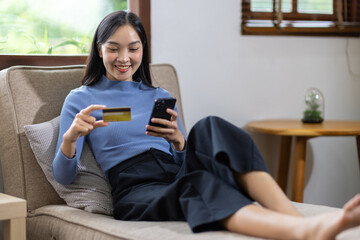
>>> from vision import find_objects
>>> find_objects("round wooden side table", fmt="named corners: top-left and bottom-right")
top-left (246, 119), bottom-right (360, 202)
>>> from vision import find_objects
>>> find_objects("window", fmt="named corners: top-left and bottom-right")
top-left (241, 0), bottom-right (360, 36)
top-left (0, 0), bottom-right (151, 70)
top-left (0, 0), bottom-right (128, 54)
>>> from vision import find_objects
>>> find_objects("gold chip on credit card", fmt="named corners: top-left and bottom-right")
top-left (102, 107), bottom-right (131, 122)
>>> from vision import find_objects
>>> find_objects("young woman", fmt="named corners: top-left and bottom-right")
top-left (53, 10), bottom-right (360, 239)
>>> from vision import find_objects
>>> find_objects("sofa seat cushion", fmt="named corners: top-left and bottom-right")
top-left (27, 203), bottom-right (360, 240)
top-left (27, 205), bottom-right (251, 240)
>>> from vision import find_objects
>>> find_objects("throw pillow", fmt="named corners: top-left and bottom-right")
top-left (24, 116), bottom-right (113, 215)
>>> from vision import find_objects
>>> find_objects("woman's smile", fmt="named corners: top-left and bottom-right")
top-left (115, 65), bottom-right (131, 73)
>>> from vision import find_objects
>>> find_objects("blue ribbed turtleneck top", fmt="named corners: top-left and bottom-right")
top-left (52, 75), bottom-right (186, 185)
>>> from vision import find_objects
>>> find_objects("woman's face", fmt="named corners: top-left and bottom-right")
top-left (98, 24), bottom-right (143, 82)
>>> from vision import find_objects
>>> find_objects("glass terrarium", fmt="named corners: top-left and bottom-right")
top-left (302, 88), bottom-right (324, 123)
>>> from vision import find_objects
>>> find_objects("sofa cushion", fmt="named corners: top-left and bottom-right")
top-left (27, 205), bottom-right (254, 240)
top-left (24, 116), bottom-right (113, 215)
top-left (26, 202), bottom-right (360, 240)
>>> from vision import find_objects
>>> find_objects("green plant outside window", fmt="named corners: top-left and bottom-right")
top-left (0, 0), bottom-right (127, 54)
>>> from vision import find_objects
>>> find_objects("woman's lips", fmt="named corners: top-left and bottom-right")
top-left (115, 65), bottom-right (130, 73)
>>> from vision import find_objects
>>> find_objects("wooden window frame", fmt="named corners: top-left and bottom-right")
top-left (241, 0), bottom-right (360, 36)
top-left (0, 0), bottom-right (151, 70)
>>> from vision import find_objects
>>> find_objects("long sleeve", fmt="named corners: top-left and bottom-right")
top-left (52, 90), bottom-right (86, 185)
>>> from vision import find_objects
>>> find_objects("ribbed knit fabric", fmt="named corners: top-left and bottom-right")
top-left (52, 75), bottom-right (186, 185)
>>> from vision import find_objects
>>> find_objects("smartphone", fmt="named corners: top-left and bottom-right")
top-left (148, 97), bottom-right (176, 128)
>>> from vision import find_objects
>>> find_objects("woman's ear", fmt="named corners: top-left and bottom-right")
top-left (97, 43), bottom-right (103, 58)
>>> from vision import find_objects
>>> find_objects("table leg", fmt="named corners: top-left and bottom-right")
top-left (277, 136), bottom-right (292, 193)
top-left (291, 136), bottom-right (310, 203)
top-left (3, 218), bottom-right (26, 240)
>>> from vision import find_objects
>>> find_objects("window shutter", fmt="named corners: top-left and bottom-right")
top-left (241, 0), bottom-right (360, 36)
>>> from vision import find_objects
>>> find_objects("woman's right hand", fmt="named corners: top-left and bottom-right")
top-left (61, 105), bottom-right (109, 158)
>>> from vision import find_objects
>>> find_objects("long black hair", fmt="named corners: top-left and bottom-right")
top-left (82, 11), bottom-right (152, 87)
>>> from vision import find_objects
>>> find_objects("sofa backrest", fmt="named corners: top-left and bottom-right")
top-left (0, 64), bottom-right (185, 211)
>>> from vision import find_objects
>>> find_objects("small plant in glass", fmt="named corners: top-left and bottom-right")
top-left (302, 88), bottom-right (324, 123)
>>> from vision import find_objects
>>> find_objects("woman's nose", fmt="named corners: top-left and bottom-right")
top-left (117, 51), bottom-right (130, 62)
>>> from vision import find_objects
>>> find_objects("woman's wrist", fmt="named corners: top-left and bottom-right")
top-left (172, 135), bottom-right (186, 151)
top-left (61, 133), bottom-right (77, 158)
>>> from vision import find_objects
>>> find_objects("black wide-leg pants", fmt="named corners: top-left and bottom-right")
top-left (108, 116), bottom-right (269, 232)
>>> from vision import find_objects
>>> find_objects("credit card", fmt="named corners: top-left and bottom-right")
top-left (102, 107), bottom-right (131, 122)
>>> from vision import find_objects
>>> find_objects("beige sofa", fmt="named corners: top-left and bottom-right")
top-left (0, 64), bottom-right (359, 240)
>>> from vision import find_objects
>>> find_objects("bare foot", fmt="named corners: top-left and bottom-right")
top-left (342, 194), bottom-right (360, 228)
top-left (304, 194), bottom-right (360, 240)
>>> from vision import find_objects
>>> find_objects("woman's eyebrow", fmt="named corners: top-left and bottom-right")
top-left (106, 40), bottom-right (141, 46)
top-left (129, 40), bottom-right (141, 46)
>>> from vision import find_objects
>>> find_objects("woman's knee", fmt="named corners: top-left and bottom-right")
top-left (190, 116), bottom-right (249, 139)
top-left (195, 116), bottom-right (225, 127)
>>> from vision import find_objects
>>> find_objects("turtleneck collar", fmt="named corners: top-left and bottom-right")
top-left (94, 75), bottom-right (148, 91)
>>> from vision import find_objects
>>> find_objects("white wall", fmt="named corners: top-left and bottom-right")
top-left (151, 0), bottom-right (360, 208)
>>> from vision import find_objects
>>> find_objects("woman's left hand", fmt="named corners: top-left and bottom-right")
top-left (146, 109), bottom-right (185, 151)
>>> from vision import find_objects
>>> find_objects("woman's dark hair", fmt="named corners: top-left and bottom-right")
top-left (82, 11), bottom-right (152, 87)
